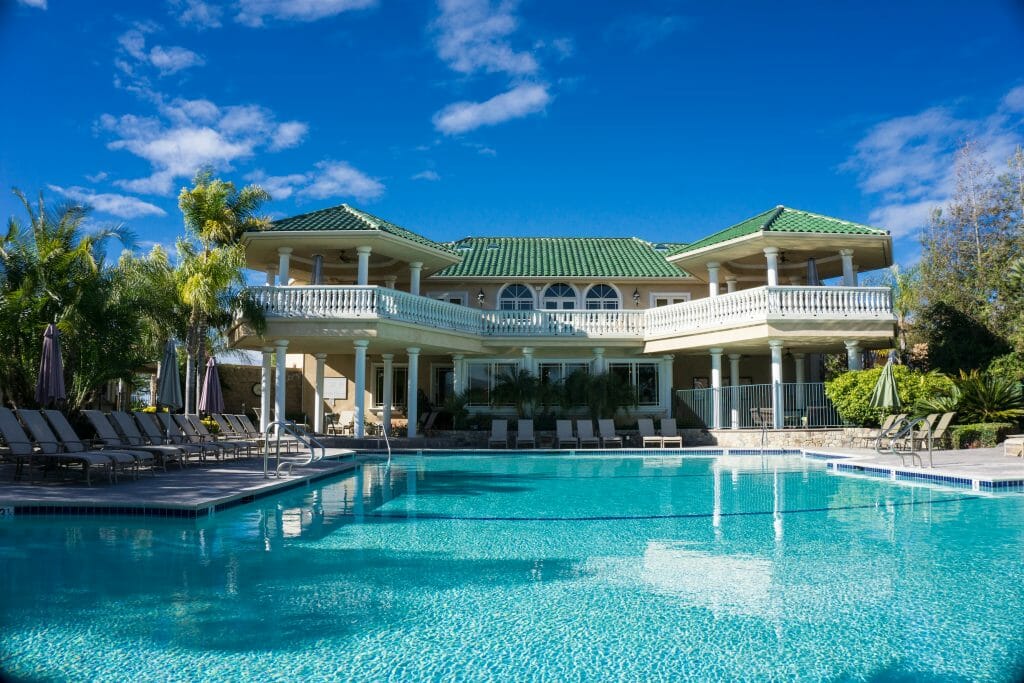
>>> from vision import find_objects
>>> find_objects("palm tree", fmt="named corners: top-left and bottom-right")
top-left (178, 170), bottom-right (271, 247)
top-left (888, 264), bottom-right (920, 363)
top-left (492, 368), bottom-right (542, 416)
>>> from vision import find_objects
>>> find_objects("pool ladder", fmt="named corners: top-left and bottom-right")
top-left (874, 416), bottom-right (934, 468)
top-left (263, 420), bottom-right (327, 478)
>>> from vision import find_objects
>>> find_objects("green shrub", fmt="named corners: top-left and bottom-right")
top-left (200, 417), bottom-right (219, 434)
top-left (950, 422), bottom-right (1015, 449)
top-left (916, 369), bottom-right (1024, 424)
top-left (825, 366), bottom-right (954, 427)
top-left (987, 352), bottom-right (1024, 382)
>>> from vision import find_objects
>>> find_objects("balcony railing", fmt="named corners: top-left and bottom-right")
top-left (677, 383), bottom-right (844, 429)
top-left (247, 284), bottom-right (893, 340)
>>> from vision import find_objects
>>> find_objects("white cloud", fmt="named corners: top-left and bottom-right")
top-left (17, 0), bottom-right (47, 8)
top-left (844, 87), bottom-right (1024, 239)
top-left (246, 161), bottom-right (385, 202)
top-left (610, 14), bottom-right (690, 50)
top-left (433, 0), bottom-right (538, 76)
top-left (433, 83), bottom-right (550, 134)
top-left (117, 26), bottom-right (205, 77)
top-left (48, 185), bottom-right (167, 219)
top-left (101, 97), bottom-right (309, 195)
top-left (235, 0), bottom-right (376, 27)
top-left (85, 171), bottom-right (109, 183)
top-left (172, 0), bottom-right (224, 29)
top-left (412, 170), bottom-right (441, 181)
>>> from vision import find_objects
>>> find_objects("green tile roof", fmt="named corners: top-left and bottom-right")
top-left (263, 204), bottom-right (456, 254)
top-left (669, 206), bottom-right (888, 256)
top-left (434, 237), bottom-right (688, 279)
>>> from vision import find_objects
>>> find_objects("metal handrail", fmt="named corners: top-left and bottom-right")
top-left (381, 424), bottom-right (393, 468)
top-left (263, 420), bottom-right (326, 478)
top-left (874, 416), bottom-right (933, 468)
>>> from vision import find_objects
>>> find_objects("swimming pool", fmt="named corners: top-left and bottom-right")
top-left (2, 453), bottom-right (1023, 681)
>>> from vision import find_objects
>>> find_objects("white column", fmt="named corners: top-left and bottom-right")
top-left (660, 355), bottom-right (674, 416)
top-left (769, 339), bottom-right (784, 429)
top-left (266, 267), bottom-right (277, 286)
top-left (353, 340), bottom-right (368, 437)
top-left (184, 354), bottom-right (194, 414)
top-left (840, 249), bottom-right (855, 287)
top-left (311, 254), bottom-right (324, 285)
top-left (277, 247), bottom-right (292, 287)
top-left (356, 246), bottom-right (372, 286)
top-left (522, 347), bottom-right (535, 375)
top-left (793, 351), bottom-right (806, 414)
top-left (452, 354), bottom-right (465, 395)
top-left (710, 348), bottom-right (723, 430)
top-left (592, 347), bottom-right (606, 374)
top-left (260, 348), bottom-right (272, 434)
top-left (384, 276), bottom-right (397, 289)
top-left (382, 353), bottom-right (394, 434)
top-left (275, 340), bottom-right (288, 431)
top-left (729, 354), bottom-right (741, 430)
top-left (707, 262), bottom-right (720, 297)
top-left (314, 353), bottom-right (327, 434)
top-left (764, 247), bottom-right (780, 287)
top-left (406, 347), bottom-right (420, 438)
top-left (845, 340), bottom-right (863, 370)
top-left (409, 261), bottom-right (423, 296)
top-left (726, 277), bottom-right (737, 294)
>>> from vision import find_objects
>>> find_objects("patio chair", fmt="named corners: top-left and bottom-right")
top-left (236, 413), bottom-right (297, 451)
top-left (488, 419), bottom-right (508, 448)
top-left (172, 414), bottom-right (231, 460)
top-left (133, 411), bottom-right (206, 462)
top-left (597, 419), bottom-right (623, 448)
top-left (637, 418), bottom-right (663, 448)
top-left (106, 411), bottom-right (188, 470)
top-left (154, 412), bottom-right (210, 462)
top-left (869, 413), bottom-right (907, 449)
top-left (186, 414), bottom-right (253, 458)
top-left (923, 411), bottom-right (956, 449)
top-left (659, 418), bottom-right (684, 448)
top-left (1004, 434), bottom-right (1024, 457)
top-left (515, 419), bottom-right (536, 448)
top-left (555, 420), bottom-right (578, 448)
top-left (37, 408), bottom-right (142, 481)
top-left (575, 419), bottom-right (601, 448)
top-left (0, 407), bottom-right (111, 485)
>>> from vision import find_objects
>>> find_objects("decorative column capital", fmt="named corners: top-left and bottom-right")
top-left (768, 339), bottom-right (785, 350)
top-left (381, 353), bottom-right (394, 361)
top-left (452, 353), bottom-right (464, 361)
top-left (409, 261), bottom-right (423, 270)
top-left (356, 245), bottom-right (373, 255)
top-left (406, 346), bottom-right (421, 355)
top-left (314, 352), bottom-right (327, 361)
top-left (709, 347), bottom-right (724, 357)
top-left (275, 339), bottom-right (289, 349)
top-left (276, 246), bottom-right (293, 256)
top-left (839, 248), bottom-right (855, 258)
top-left (763, 247), bottom-right (779, 257)
top-left (728, 353), bottom-right (742, 361)
top-left (353, 339), bottom-right (369, 349)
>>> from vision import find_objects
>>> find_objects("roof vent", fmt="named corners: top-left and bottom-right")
top-left (455, 243), bottom-right (473, 251)
top-left (486, 242), bottom-right (499, 250)
top-left (653, 243), bottom-right (668, 252)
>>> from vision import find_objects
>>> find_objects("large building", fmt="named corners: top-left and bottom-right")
top-left (230, 204), bottom-right (895, 436)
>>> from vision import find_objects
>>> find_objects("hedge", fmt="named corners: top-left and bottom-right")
top-left (949, 423), bottom-right (1016, 449)
top-left (824, 367), bottom-right (953, 427)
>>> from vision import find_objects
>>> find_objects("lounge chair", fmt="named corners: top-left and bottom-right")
top-left (515, 419), bottom-right (535, 448)
top-left (172, 414), bottom-right (230, 460)
top-left (133, 411), bottom-right (206, 461)
top-left (42, 410), bottom-right (151, 477)
top-left (575, 419), bottom-right (601, 448)
top-left (106, 411), bottom-right (188, 469)
top-left (154, 412), bottom-right (209, 462)
top-left (659, 418), bottom-right (684, 448)
top-left (637, 418), bottom-right (662, 448)
top-left (871, 413), bottom-right (907, 449)
top-left (555, 420), bottom-right (578, 448)
top-left (1004, 434), bottom-right (1024, 457)
top-left (186, 414), bottom-right (253, 458)
top-left (0, 407), bottom-right (111, 485)
top-left (598, 419), bottom-right (623, 448)
top-left (919, 411), bottom-right (955, 449)
top-left (236, 413), bottom-right (295, 451)
top-left (488, 419), bottom-right (508, 448)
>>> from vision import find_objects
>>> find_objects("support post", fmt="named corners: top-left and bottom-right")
top-left (710, 348), bottom-right (723, 430)
top-left (660, 355), bottom-right (675, 417)
top-left (770, 339), bottom-right (784, 429)
top-left (729, 353), bottom-right (741, 430)
top-left (592, 347), bottom-right (605, 374)
top-left (452, 354), bottom-right (465, 395)
top-left (409, 262), bottom-right (423, 296)
top-left (275, 340), bottom-right (288, 432)
top-left (353, 340), bottom-right (368, 437)
top-left (260, 348), bottom-right (272, 434)
top-left (707, 262), bottom-right (720, 297)
top-left (314, 353), bottom-right (327, 434)
top-left (356, 246), bottom-right (372, 286)
top-left (277, 247), bottom-right (292, 287)
top-left (522, 347), bottom-right (535, 375)
top-left (406, 347), bottom-right (420, 438)
top-left (764, 247), bottom-right (779, 287)
top-left (382, 353), bottom-right (394, 435)
top-left (266, 267), bottom-right (277, 286)
top-left (840, 249), bottom-right (855, 287)
top-left (845, 340), bottom-right (863, 370)
top-left (726, 277), bottom-right (737, 294)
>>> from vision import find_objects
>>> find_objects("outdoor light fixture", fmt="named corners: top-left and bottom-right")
top-left (477, 289), bottom-right (486, 306)
top-left (632, 288), bottom-right (641, 307)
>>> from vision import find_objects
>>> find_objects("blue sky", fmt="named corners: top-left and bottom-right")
top-left (1, 0), bottom-right (1023, 266)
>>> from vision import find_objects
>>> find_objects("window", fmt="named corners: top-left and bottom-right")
top-left (538, 362), bottom-right (589, 387)
top-left (585, 284), bottom-right (620, 310)
top-left (652, 293), bottom-right (691, 307)
top-left (466, 361), bottom-right (518, 406)
top-left (498, 284), bottom-right (534, 310)
top-left (373, 365), bottom-right (407, 408)
top-left (429, 291), bottom-right (468, 306)
top-left (543, 283), bottom-right (577, 310)
top-left (608, 361), bottom-right (660, 406)
top-left (432, 365), bottom-right (454, 405)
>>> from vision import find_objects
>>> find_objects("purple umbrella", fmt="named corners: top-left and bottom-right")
top-left (198, 357), bottom-right (224, 415)
top-left (35, 323), bottom-right (66, 407)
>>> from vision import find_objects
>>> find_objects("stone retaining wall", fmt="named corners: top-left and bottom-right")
top-left (708, 428), bottom-right (849, 449)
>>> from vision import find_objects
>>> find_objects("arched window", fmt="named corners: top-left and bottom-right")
top-left (543, 283), bottom-right (577, 310)
top-left (498, 284), bottom-right (534, 310)
top-left (585, 284), bottom-right (620, 310)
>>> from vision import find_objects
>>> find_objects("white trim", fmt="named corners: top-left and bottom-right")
top-left (425, 290), bottom-right (470, 306)
top-left (584, 282), bottom-right (622, 310)
top-left (370, 361), bottom-right (408, 408)
top-left (649, 291), bottom-right (692, 308)
top-left (497, 282), bottom-right (535, 310)
top-left (540, 282), bottom-right (580, 309)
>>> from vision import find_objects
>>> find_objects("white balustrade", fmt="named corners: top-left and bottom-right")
top-left (247, 285), bottom-right (893, 340)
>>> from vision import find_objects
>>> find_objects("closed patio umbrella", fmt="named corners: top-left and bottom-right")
top-left (156, 340), bottom-right (183, 411)
top-left (34, 323), bottom-right (66, 407)
top-left (868, 352), bottom-right (901, 412)
top-left (198, 357), bottom-right (224, 415)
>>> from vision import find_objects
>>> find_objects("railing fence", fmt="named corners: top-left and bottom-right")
top-left (676, 382), bottom-right (844, 429)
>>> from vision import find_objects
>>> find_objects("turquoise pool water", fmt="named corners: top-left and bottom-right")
top-left (2, 453), bottom-right (1023, 681)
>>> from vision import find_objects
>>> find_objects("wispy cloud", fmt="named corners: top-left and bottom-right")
top-left (117, 25), bottom-right (205, 77)
top-left (235, 0), bottom-right (376, 27)
top-left (412, 170), bottom-right (441, 181)
top-left (246, 160), bottom-right (385, 202)
top-left (17, 0), bottom-right (47, 8)
top-left (100, 96), bottom-right (308, 195)
top-left (48, 185), bottom-right (167, 219)
top-left (171, 0), bottom-right (224, 29)
top-left (433, 0), bottom-right (538, 76)
top-left (433, 83), bottom-right (550, 134)
top-left (843, 86), bottom-right (1024, 238)
top-left (608, 14), bottom-right (690, 50)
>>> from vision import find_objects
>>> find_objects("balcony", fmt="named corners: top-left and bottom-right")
top-left (244, 284), bottom-right (893, 348)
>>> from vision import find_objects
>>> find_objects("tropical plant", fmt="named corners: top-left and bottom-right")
top-left (442, 390), bottom-right (470, 429)
top-left (178, 170), bottom-right (271, 247)
top-left (916, 369), bottom-right (1024, 424)
top-left (563, 370), bottom-right (637, 419)
top-left (492, 368), bottom-right (543, 417)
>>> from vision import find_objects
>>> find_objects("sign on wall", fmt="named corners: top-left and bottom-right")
top-left (324, 377), bottom-right (348, 400)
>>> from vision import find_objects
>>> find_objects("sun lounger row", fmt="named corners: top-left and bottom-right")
top-left (486, 418), bottom-right (685, 449)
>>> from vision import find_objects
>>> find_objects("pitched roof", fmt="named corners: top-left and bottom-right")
top-left (669, 206), bottom-right (888, 256)
top-left (263, 204), bottom-right (456, 254)
top-left (434, 237), bottom-right (688, 279)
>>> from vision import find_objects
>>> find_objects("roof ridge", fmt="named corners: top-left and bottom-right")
top-left (782, 206), bottom-right (884, 232)
top-left (761, 205), bottom-right (786, 231)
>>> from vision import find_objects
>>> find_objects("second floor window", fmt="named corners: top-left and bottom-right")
top-left (543, 283), bottom-right (577, 309)
top-left (585, 284), bottom-right (620, 310)
top-left (498, 284), bottom-right (534, 310)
